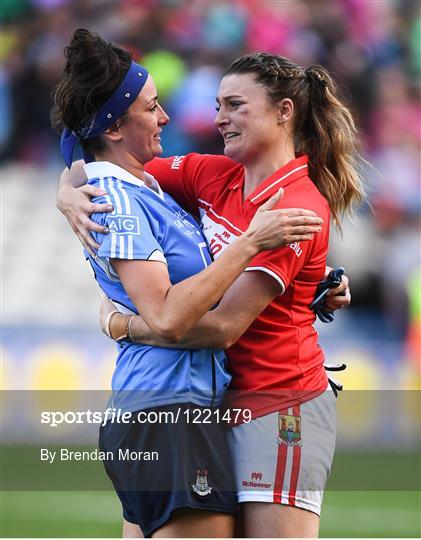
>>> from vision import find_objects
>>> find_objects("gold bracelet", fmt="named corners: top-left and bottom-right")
top-left (104, 310), bottom-right (120, 338)
top-left (127, 315), bottom-right (135, 342)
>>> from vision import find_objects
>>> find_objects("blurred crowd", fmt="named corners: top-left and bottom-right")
top-left (1, 0), bottom-right (420, 348)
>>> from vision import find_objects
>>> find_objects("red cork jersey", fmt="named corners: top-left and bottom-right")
top-left (145, 153), bottom-right (329, 416)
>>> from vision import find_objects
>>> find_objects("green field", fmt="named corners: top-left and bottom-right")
top-left (2, 446), bottom-right (420, 537)
top-left (1, 491), bottom-right (420, 537)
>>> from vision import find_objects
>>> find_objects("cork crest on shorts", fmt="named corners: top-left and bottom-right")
top-left (277, 413), bottom-right (302, 447)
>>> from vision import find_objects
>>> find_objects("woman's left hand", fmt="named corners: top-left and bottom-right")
top-left (325, 273), bottom-right (351, 311)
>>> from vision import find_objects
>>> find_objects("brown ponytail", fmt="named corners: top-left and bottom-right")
top-left (224, 53), bottom-right (365, 230)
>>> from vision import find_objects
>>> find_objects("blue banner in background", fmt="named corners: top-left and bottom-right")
top-left (1, 326), bottom-right (420, 450)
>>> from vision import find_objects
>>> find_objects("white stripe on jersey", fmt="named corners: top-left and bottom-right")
top-left (197, 242), bottom-right (209, 268)
top-left (148, 249), bottom-right (167, 264)
top-left (198, 196), bottom-right (286, 291)
top-left (118, 180), bottom-right (133, 259)
top-left (200, 211), bottom-right (238, 258)
top-left (245, 266), bottom-right (285, 293)
top-left (249, 164), bottom-right (308, 203)
top-left (119, 235), bottom-right (125, 259)
top-left (127, 234), bottom-right (134, 259)
top-left (107, 178), bottom-right (123, 213)
top-left (100, 178), bottom-right (117, 258)
top-left (117, 180), bottom-right (132, 213)
top-left (198, 198), bottom-right (245, 235)
top-left (106, 178), bottom-right (126, 258)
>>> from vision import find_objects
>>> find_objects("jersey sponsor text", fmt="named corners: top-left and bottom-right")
top-left (107, 215), bottom-right (140, 235)
top-left (171, 155), bottom-right (185, 170)
top-left (288, 241), bottom-right (303, 258)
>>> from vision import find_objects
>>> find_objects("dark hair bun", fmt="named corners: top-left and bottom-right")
top-left (51, 28), bottom-right (131, 154)
top-left (63, 29), bottom-right (131, 111)
top-left (64, 29), bottom-right (108, 72)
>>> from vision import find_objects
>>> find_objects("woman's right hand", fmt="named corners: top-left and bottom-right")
top-left (57, 183), bottom-right (114, 257)
top-left (245, 188), bottom-right (323, 251)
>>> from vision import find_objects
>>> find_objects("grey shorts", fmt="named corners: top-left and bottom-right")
top-left (227, 387), bottom-right (337, 515)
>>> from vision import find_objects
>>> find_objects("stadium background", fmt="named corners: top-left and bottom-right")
top-left (1, 0), bottom-right (420, 537)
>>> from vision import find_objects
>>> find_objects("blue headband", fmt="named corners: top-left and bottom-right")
top-left (60, 61), bottom-right (149, 168)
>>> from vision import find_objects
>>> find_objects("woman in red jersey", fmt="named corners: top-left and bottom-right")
top-left (58, 53), bottom-right (362, 537)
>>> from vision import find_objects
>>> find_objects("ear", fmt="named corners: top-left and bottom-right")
top-left (102, 119), bottom-right (124, 143)
top-left (277, 98), bottom-right (294, 124)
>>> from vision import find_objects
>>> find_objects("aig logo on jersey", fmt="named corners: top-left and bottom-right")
top-left (107, 215), bottom-right (140, 235)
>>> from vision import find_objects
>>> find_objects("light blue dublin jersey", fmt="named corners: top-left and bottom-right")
top-left (84, 161), bottom-right (230, 412)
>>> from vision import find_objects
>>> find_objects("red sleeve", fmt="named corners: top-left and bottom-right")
top-left (145, 153), bottom-right (237, 218)
top-left (246, 235), bottom-right (327, 293)
top-left (246, 192), bottom-right (330, 293)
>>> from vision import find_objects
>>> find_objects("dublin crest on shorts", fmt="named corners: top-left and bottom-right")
top-left (191, 467), bottom-right (213, 496)
top-left (277, 413), bottom-right (302, 447)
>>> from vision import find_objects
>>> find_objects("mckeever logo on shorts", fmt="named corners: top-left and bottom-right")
top-left (242, 472), bottom-right (272, 489)
top-left (277, 413), bottom-right (302, 447)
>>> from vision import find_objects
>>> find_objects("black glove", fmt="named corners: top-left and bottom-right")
top-left (310, 267), bottom-right (345, 323)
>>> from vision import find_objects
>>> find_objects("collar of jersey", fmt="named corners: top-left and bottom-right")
top-left (85, 161), bottom-right (165, 200)
top-left (230, 155), bottom-right (309, 206)
top-left (84, 161), bottom-right (146, 188)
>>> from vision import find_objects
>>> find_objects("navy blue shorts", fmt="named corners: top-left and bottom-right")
top-left (98, 403), bottom-right (237, 537)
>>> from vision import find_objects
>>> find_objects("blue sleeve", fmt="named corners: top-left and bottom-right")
top-left (95, 183), bottom-right (165, 261)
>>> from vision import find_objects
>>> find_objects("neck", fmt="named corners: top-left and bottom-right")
top-left (95, 149), bottom-right (151, 185)
top-left (243, 146), bottom-right (296, 200)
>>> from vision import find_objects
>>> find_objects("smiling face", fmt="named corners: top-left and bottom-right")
top-left (214, 73), bottom-right (286, 166)
top-left (117, 75), bottom-right (169, 164)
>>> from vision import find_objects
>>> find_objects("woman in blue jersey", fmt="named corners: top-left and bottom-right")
top-left (52, 30), bottom-right (324, 538)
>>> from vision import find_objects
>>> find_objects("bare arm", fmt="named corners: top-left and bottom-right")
top-left (113, 190), bottom-right (322, 342)
top-left (137, 271), bottom-right (278, 348)
top-left (105, 267), bottom-right (350, 348)
top-left (105, 270), bottom-right (279, 349)
top-left (323, 267), bottom-right (351, 310)
top-left (59, 160), bottom-right (87, 190)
